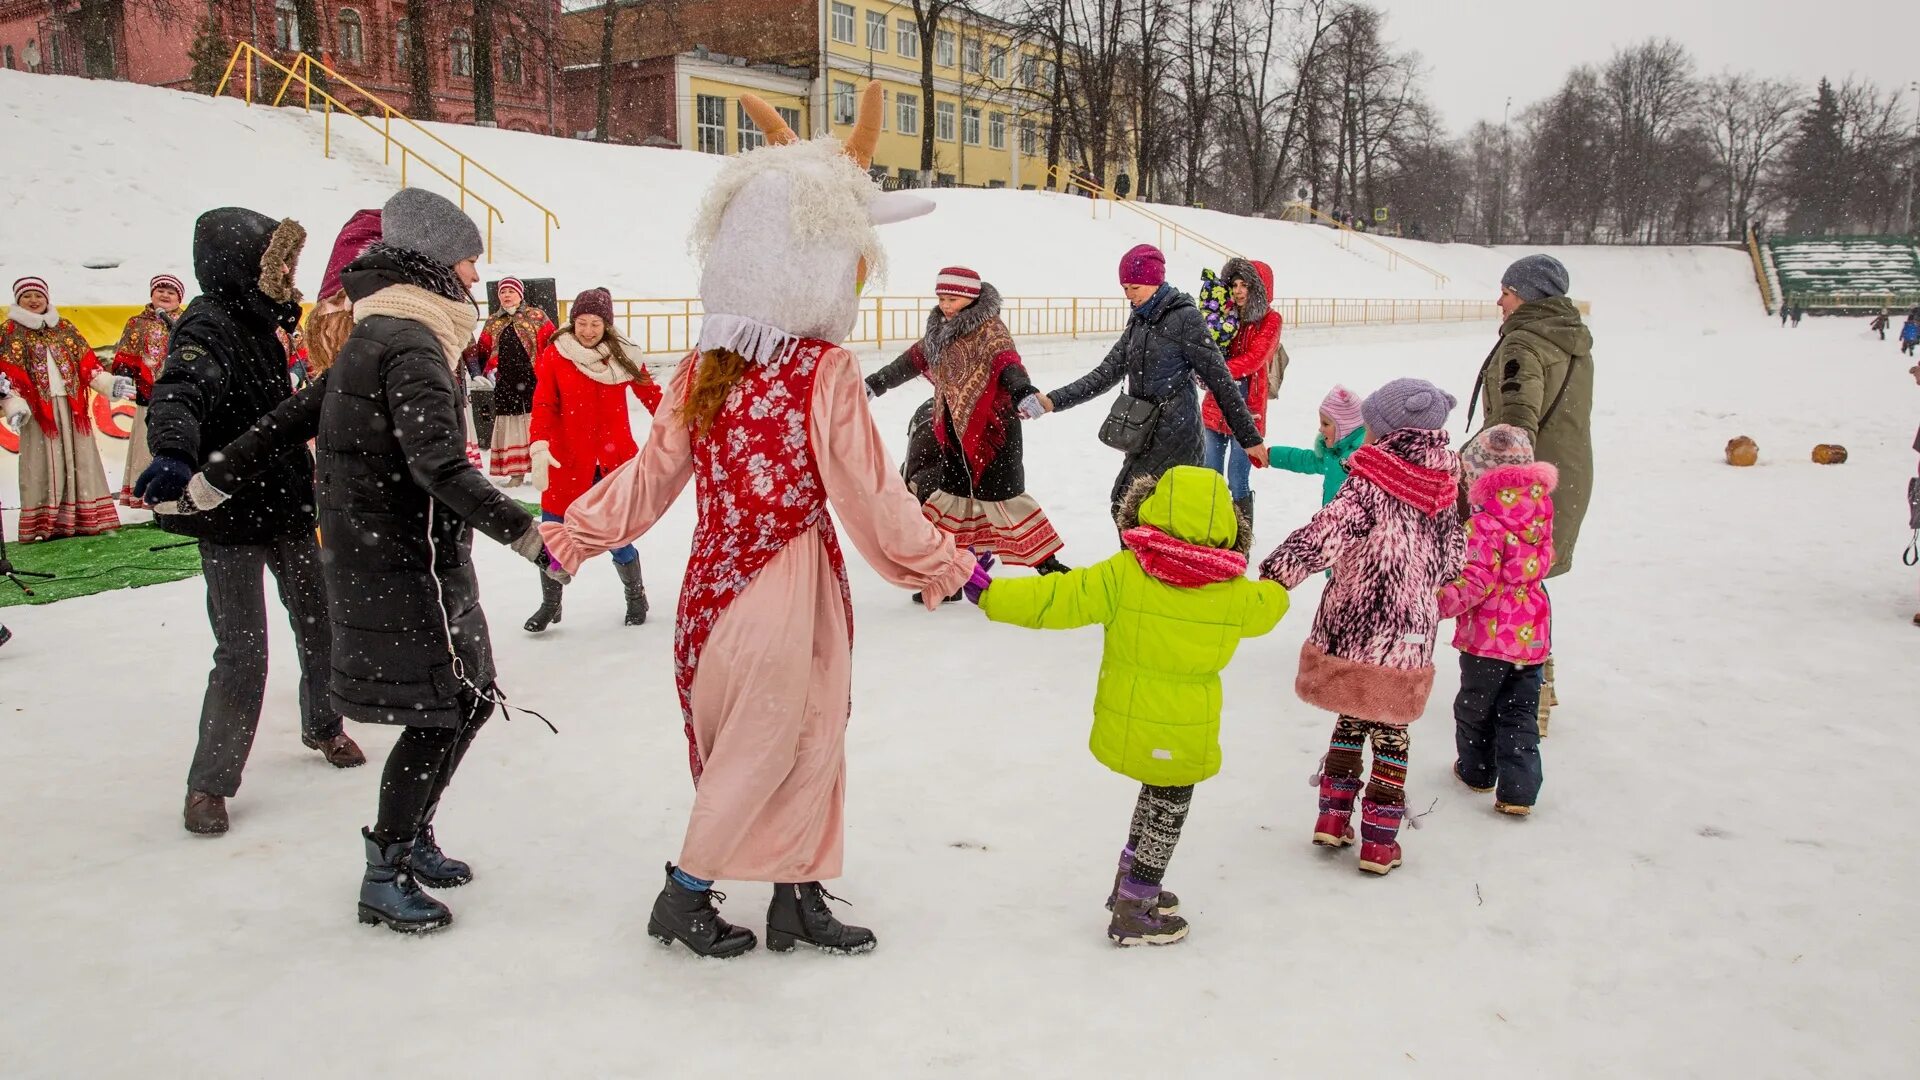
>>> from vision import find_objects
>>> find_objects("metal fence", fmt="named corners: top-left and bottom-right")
top-left (567, 295), bottom-right (1500, 357)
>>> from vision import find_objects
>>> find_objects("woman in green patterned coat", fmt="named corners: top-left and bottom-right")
top-left (1467, 254), bottom-right (1593, 733)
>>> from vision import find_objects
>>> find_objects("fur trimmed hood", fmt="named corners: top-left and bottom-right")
top-left (1115, 467), bottom-right (1254, 557)
top-left (1467, 460), bottom-right (1558, 511)
top-left (1218, 257), bottom-right (1273, 325)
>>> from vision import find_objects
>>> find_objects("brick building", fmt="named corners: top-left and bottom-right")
top-left (0, 0), bottom-right (563, 133)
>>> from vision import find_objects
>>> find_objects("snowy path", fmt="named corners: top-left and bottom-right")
top-left (4, 290), bottom-right (1918, 1076)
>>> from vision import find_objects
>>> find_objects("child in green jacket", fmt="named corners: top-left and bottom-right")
top-left (1266, 384), bottom-right (1367, 505)
top-left (966, 465), bottom-right (1289, 946)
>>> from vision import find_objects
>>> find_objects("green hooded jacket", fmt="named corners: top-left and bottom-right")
top-left (979, 466), bottom-right (1289, 786)
top-left (1268, 426), bottom-right (1367, 506)
top-left (1470, 296), bottom-right (1594, 577)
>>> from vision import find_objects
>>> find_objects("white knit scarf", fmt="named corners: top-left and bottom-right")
top-left (352, 284), bottom-right (478, 369)
top-left (555, 332), bottom-right (633, 385)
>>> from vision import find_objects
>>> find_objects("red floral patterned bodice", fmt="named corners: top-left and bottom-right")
top-left (119, 307), bottom-right (174, 375)
top-left (672, 339), bottom-right (851, 781)
top-left (0, 319), bottom-right (100, 436)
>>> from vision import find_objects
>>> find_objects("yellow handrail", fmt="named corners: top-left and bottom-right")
top-left (1281, 201), bottom-right (1449, 289)
top-left (1746, 224), bottom-right (1776, 314)
top-left (558, 293), bottom-right (1502, 358)
top-left (1046, 165), bottom-right (1241, 263)
top-left (214, 43), bottom-right (560, 262)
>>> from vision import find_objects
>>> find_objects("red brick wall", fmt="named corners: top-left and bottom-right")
top-left (559, 0), bottom-right (815, 69)
top-left (560, 55), bottom-right (677, 144)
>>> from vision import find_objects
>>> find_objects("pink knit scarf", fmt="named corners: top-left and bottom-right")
top-left (1122, 526), bottom-right (1248, 586)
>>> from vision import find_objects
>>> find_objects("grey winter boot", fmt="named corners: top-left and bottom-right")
top-left (358, 828), bottom-right (452, 933)
top-left (615, 560), bottom-right (648, 626)
top-left (524, 573), bottom-right (564, 633)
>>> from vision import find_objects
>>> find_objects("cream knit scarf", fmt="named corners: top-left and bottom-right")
top-left (555, 331), bottom-right (632, 385)
top-left (353, 284), bottom-right (479, 369)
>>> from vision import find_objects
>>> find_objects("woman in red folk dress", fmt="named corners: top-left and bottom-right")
top-left (522, 287), bottom-right (661, 632)
top-left (113, 273), bottom-right (186, 506)
top-left (541, 85), bottom-right (971, 960)
top-left (479, 276), bottom-right (555, 485)
top-left (1, 276), bottom-right (134, 541)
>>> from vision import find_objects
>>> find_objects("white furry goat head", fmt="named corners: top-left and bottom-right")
top-left (689, 84), bottom-right (932, 361)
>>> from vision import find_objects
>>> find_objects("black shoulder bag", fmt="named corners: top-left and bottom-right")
top-left (1097, 323), bottom-right (1171, 454)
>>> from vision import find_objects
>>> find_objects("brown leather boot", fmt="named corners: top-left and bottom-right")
top-left (184, 791), bottom-right (229, 836)
top-left (303, 731), bottom-right (367, 769)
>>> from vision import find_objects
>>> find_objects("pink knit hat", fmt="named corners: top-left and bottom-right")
top-left (150, 274), bottom-right (185, 296)
top-left (498, 277), bottom-right (526, 300)
top-left (1118, 244), bottom-right (1166, 287)
top-left (1319, 385), bottom-right (1365, 442)
top-left (319, 209), bottom-right (383, 299)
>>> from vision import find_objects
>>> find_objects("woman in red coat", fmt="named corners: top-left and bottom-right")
top-left (1199, 257), bottom-right (1280, 525)
top-left (524, 287), bottom-right (662, 631)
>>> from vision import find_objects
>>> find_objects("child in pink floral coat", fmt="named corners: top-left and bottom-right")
top-left (1438, 425), bottom-right (1555, 815)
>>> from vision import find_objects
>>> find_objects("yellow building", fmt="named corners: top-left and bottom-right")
top-left (817, 1), bottom-right (1054, 188)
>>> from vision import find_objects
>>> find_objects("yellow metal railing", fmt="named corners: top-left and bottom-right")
top-left (1282, 201), bottom-right (1449, 289)
top-left (1047, 166), bottom-right (1241, 263)
top-left (565, 294), bottom-right (1500, 358)
top-left (213, 43), bottom-right (560, 261)
top-left (1746, 225), bottom-right (1776, 314)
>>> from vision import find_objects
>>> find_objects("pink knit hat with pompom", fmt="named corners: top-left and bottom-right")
top-left (1319, 385), bottom-right (1365, 442)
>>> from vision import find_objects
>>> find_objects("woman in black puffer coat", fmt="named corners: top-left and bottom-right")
top-left (170, 189), bottom-right (561, 934)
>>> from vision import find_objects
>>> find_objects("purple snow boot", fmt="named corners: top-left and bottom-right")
top-left (1107, 875), bottom-right (1189, 946)
top-left (1106, 845), bottom-right (1180, 916)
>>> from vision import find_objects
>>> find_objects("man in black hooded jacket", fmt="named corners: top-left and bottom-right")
top-left (135, 207), bottom-right (363, 838)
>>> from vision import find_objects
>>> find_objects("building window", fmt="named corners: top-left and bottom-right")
top-left (936, 172), bottom-right (955, 188)
top-left (1020, 53), bottom-right (1035, 88)
top-left (866, 10), bottom-right (887, 51)
top-left (935, 29), bottom-right (955, 67)
top-left (896, 92), bottom-right (919, 135)
top-left (963, 38), bottom-right (981, 74)
top-left (274, 0), bottom-right (301, 51)
top-left (737, 101), bottom-right (765, 152)
top-left (896, 18), bottom-right (919, 59)
top-left (696, 94), bottom-right (726, 154)
top-left (962, 106), bottom-right (980, 145)
top-left (989, 111), bottom-right (1006, 150)
top-left (935, 100), bottom-right (955, 142)
top-left (988, 45), bottom-right (1005, 81)
top-left (830, 2), bottom-right (855, 45)
top-left (394, 20), bottom-right (408, 71)
top-left (501, 37), bottom-right (523, 85)
top-left (449, 30), bottom-right (472, 77)
top-left (1019, 118), bottom-right (1036, 155)
top-left (832, 80), bottom-right (856, 125)
top-left (337, 11), bottom-right (365, 64)
top-left (777, 105), bottom-right (802, 133)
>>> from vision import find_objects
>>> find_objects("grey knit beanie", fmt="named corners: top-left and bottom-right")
top-left (1500, 254), bottom-right (1570, 303)
top-left (1362, 378), bottom-right (1457, 435)
top-left (380, 188), bottom-right (485, 269)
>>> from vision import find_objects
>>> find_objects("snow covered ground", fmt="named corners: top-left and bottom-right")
top-left (4, 232), bottom-right (1918, 1075)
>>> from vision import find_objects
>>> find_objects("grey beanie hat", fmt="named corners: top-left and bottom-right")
top-left (1361, 377), bottom-right (1457, 435)
top-left (380, 188), bottom-right (485, 269)
top-left (1500, 253), bottom-right (1570, 303)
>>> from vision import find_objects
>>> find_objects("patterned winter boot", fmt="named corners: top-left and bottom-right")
top-left (1313, 775), bottom-right (1362, 847)
top-left (1107, 876), bottom-right (1189, 946)
top-left (1357, 799), bottom-right (1405, 876)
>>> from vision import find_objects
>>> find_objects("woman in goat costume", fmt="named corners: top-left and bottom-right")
top-left (542, 86), bottom-right (974, 959)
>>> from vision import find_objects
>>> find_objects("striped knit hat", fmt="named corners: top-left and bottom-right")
top-left (934, 266), bottom-right (982, 299)
top-left (12, 276), bottom-right (49, 302)
top-left (1319, 384), bottom-right (1365, 442)
top-left (150, 274), bottom-right (185, 296)
top-left (499, 277), bottom-right (526, 300)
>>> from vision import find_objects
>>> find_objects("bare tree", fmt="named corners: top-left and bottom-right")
top-left (1220, 0), bottom-right (1340, 214)
top-left (1167, 0), bottom-right (1230, 204)
top-left (406, 0), bottom-right (436, 120)
top-left (1601, 38), bottom-right (1697, 241)
top-left (594, 0), bottom-right (618, 141)
top-left (1696, 73), bottom-right (1800, 238)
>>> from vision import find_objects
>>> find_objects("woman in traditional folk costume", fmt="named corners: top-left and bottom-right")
top-left (541, 85), bottom-right (971, 959)
top-left (113, 274), bottom-right (186, 506)
top-left (867, 267), bottom-right (1068, 590)
top-left (479, 277), bottom-right (555, 485)
top-left (0, 277), bottom-right (135, 541)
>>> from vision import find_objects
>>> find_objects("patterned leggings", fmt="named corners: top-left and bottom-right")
top-left (1125, 783), bottom-right (1194, 886)
top-left (1324, 717), bottom-right (1411, 807)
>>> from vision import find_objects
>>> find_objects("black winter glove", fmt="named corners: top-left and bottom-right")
top-left (133, 453), bottom-right (195, 507)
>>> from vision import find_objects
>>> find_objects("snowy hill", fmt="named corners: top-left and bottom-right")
top-left (0, 70), bottom-right (1709, 312)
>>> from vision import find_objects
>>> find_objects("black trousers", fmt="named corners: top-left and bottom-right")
top-left (371, 689), bottom-right (494, 846)
top-left (186, 535), bottom-right (336, 797)
top-left (1453, 654), bottom-right (1545, 806)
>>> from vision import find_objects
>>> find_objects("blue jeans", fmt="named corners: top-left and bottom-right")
top-left (543, 510), bottom-right (635, 565)
top-left (1201, 427), bottom-right (1251, 501)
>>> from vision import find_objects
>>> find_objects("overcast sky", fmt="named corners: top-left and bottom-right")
top-left (1375, 0), bottom-right (1920, 134)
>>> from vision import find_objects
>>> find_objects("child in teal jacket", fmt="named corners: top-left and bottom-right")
top-left (968, 466), bottom-right (1288, 947)
top-left (1266, 385), bottom-right (1367, 504)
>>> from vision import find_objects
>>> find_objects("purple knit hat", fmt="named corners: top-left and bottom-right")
top-left (1319, 385), bottom-right (1365, 442)
top-left (1361, 377), bottom-right (1457, 435)
top-left (571, 287), bottom-right (615, 325)
top-left (319, 209), bottom-right (383, 299)
top-left (1118, 244), bottom-right (1166, 287)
